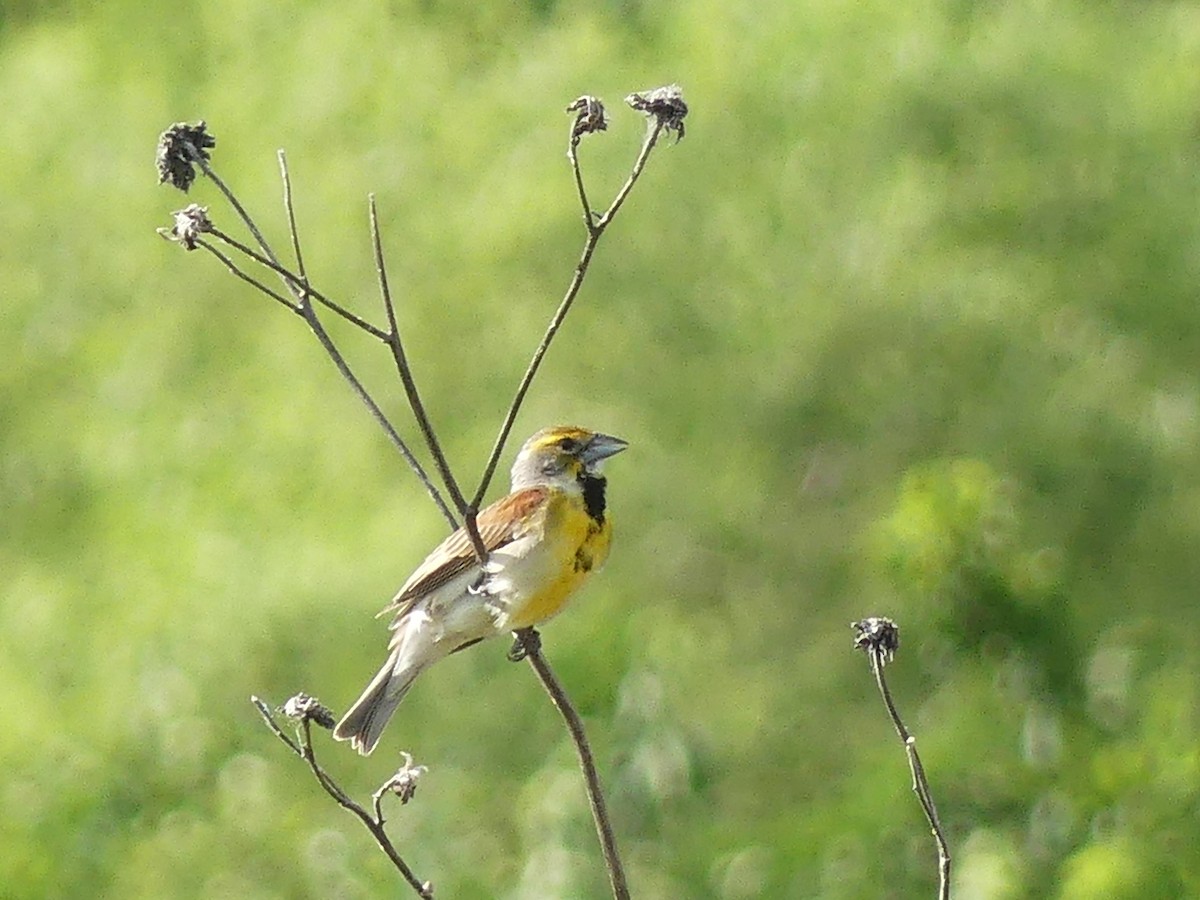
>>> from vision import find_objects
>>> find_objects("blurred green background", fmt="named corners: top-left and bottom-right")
top-left (4, 0), bottom-right (1200, 897)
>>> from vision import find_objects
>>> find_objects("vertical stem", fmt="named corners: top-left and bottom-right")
top-left (519, 630), bottom-right (629, 900)
top-left (870, 650), bottom-right (951, 900)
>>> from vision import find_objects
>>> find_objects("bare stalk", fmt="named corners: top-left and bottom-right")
top-left (195, 238), bottom-right (299, 313)
top-left (852, 618), bottom-right (951, 900)
top-left (513, 630), bottom-right (629, 900)
top-left (207, 222), bottom-right (389, 339)
top-left (369, 196), bottom-right (489, 552)
top-left (191, 224), bottom-right (457, 527)
top-left (277, 154), bottom-right (458, 527)
top-left (161, 129), bottom-right (454, 523)
top-left (278, 150), bottom-right (308, 285)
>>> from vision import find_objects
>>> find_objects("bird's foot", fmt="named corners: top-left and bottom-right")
top-left (507, 627), bottom-right (541, 662)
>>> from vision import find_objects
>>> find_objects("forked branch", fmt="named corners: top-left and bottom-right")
top-left (471, 86), bottom-right (687, 511)
top-left (252, 694), bottom-right (433, 899)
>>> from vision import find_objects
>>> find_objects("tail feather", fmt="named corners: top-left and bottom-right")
top-left (333, 652), bottom-right (422, 756)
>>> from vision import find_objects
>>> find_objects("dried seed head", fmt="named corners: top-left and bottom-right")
top-left (156, 121), bottom-right (217, 192)
top-left (280, 692), bottom-right (336, 729)
top-left (852, 617), bottom-right (900, 665)
top-left (625, 84), bottom-right (688, 142)
top-left (374, 752), bottom-right (429, 805)
top-left (161, 203), bottom-right (213, 251)
top-left (567, 95), bottom-right (608, 145)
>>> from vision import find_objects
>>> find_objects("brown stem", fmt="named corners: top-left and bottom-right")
top-left (868, 649), bottom-right (951, 900)
top-left (516, 630), bottom-right (629, 900)
top-left (278, 150), bottom-right (309, 285)
top-left (298, 301), bottom-right (460, 528)
top-left (207, 224), bottom-right (389, 340)
top-left (188, 146), bottom-right (278, 268)
top-left (595, 119), bottom-right (665, 229)
top-left (197, 239), bottom-right (299, 313)
top-left (569, 133), bottom-right (597, 234)
top-left (369, 196), bottom-right (486, 546)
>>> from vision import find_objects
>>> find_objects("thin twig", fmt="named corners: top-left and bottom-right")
top-left (251, 697), bottom-right (433, 899)
top-left (187, 146), bottom-right (277, 266)
top-left (203, 152), bottom-right (453, 523)
top-left (516, 629), bottom-right (629, 900)
top-left (251, 695), bottom-right (304, 755)
top-left (208, 224), bottom-right (390, 340)
top-left (853, 618), bottom-right (950, 900)
top-left (182, 134), bottom-right (372, 336)
top-left (298, 718), bottom-right (429, 893)
top-left (197, 239), bottom-right (300, 312)
top-left (596, 119), bottom-right (665, 230)
top-left (299, 300), bottom-right (460, 527)
top-left (369, 196), bottom-right (481, 542)
top-left (279, 150), bottom-right (309, 286)
top-left (471, 118), bottom-right (667, 508)
top-left (192, 228), bottom-right (452, 522)
top-left (177, 135), bottom-right (385, 338)
top-left (569, 138), bottom-right (597, 233)
top-left (273, 159), bottom-right (455, 522)
top-left (870, 655), bottom-right (951, 899)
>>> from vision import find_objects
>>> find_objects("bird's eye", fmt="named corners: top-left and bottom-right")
top-left (558, 436), bottom-right (579, 452)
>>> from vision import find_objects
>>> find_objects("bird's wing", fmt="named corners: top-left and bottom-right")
top-left (379, 487), bottom-right (549, 619)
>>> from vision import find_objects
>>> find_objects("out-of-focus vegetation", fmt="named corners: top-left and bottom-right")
top-left (4, 1), bottom-right (1200, 897)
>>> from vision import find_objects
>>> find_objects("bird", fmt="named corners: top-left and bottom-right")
top-left (333, 425), bottom-right (628, 755)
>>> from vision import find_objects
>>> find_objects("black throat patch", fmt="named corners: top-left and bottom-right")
top-left (581, 473), bottom-right (608, 524)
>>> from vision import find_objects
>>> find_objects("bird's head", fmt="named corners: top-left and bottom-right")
top-left (510, 425), bottom-right (628, 491)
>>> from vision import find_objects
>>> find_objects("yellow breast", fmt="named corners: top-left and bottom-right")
top-left (502, 490), bottom-right (612, 631)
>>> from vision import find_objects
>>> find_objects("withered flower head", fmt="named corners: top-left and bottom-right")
top-left (566, 95), bottom-right (608, 144)
top-left (625, 84), bottom-right (688, 142)
top-left (373, 752), bottom-right (429, 806)
top-left (161, 203), bottom-right (213, 251)
top-left (156, 121), bottom-right (217, 192)
top-left (280, 692), bottom-right (336, 730)
top-left (852, 617), bottom-right (900, 665)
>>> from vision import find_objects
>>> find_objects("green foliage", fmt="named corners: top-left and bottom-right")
top-left (4, 0), bottom-right (1200, 897)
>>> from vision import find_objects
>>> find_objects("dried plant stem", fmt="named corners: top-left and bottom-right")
top-left (187, 145), bottom-right (276, 266)
top-left (516, 630), bottom-right (629, 900)
top-left (471, 117), bottom-right (667, 509)
top-left (198, 223), bottom-right (456, 526)
top-left (208, 223), bottom-right (388, 338)
top-left (368, 196), bottom-right (487, 553)
top-left (196, 239), bottom-right (299, 313)
top-left (251, 697), bottom-right (433, 900)
top-left (278, 151), bottom-right (308, 285)
top-left (854, 618), bottom-right (950, 900)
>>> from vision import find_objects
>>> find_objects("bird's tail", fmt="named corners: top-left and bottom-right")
top-left (333, 650), bottom-right (423, 756)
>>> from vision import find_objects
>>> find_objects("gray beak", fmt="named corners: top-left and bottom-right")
top-left (582, 432), bottom-right (629, 465)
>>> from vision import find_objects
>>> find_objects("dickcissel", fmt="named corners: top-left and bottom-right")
top-left (333, 425), bottom-right (628, 755)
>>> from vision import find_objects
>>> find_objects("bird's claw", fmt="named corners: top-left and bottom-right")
top-left (507, 628), bottom-right (541, 662)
